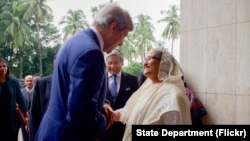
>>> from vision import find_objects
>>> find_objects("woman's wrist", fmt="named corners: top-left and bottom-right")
top-left (113, 110), bottom-right (121, 121)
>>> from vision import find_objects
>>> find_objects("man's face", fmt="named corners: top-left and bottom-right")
top-left (106, 55), bottom-right (123, 75)
top-left (103, 23), bottom-right (131, 53)
top-left (24, 76), bottom-right (33, 90)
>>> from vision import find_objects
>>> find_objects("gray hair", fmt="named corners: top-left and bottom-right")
top-left (151, 47), bottom-right (164, 59)
top-left (92, 3), bottom-right (133, 31)
top-left (105, 49), bottom-right (124, 64)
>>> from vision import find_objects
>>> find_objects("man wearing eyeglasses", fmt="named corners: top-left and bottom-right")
top-left (100, 49), bottom-right (139, 141)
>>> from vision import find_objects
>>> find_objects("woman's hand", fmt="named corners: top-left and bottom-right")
top-left (103, 103), bottom-right (114, 129)
top-left (113, 110), bottom-right (121, 122)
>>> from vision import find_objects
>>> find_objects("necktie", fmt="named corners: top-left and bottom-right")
top-left (110, 75), bottom-right (117, 103)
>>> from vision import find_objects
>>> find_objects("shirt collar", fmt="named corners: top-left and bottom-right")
top-left (25, 87), bottom-right (33, 92)
top-left (108, 71), bottom-right (122, 78)
top-left (90, 26), bottom-right (104, 51)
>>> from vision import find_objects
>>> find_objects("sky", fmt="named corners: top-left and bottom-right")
top-left (46, 0), bottom-right (180, 60)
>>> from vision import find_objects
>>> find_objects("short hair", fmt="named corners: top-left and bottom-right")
top-left (105, 49), bottom-right (124, 64)
top-left (92, 3), bottom-right (133, 31)
top-left (24, 75), bottom-right (33, 80)
top-left (0, 58), bottom-right (7, 65)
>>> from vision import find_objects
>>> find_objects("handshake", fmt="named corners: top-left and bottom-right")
top-left (102, 101), bottom-right (120, 129)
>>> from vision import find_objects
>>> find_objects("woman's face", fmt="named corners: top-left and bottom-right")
top-left (143, 50), bottom-right (161, 82)
top-left (0, 61), bottom-right (7, 77)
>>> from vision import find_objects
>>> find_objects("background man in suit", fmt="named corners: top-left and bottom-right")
top-left (29, 56), bottom-right (55, 141)
top-left (21, 75), bottom-right (34, 113)
top-left (100, 49), bottom-right (139, 141)
top-left (21, 75), bottom-right (34, 141)
top-left (34, 3), bottom-right (133, 141)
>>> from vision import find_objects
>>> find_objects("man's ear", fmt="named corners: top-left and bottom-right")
top-left (109, 21), bottom-right (117, 33)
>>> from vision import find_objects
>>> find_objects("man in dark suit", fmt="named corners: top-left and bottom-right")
top-left (21, 75), bottom-right (34, 141)
top-left (29, 75), bottom-right (52, 141)
top-left (34, 3), bottom-right (133, 141)
top-left (100, 49), bottom-right (139, 141)
top-left (21, 75), bottom-right (34, 114)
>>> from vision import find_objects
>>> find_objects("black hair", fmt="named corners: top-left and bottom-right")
top-left (0, 58), bottom-right (11, 79)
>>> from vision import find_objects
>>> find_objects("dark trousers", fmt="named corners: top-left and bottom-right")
top-left (0, 125), bottom-right (19, 141)
top-left (21, 126), bottom-right (29, 141)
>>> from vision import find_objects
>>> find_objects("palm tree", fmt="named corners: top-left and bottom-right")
top-left (90, 4), bottom-right (105, 19)
top-left (1, 1), bottom-right (31, 78)
top-left (155, 40), bottom-right (166, 48)
top-left (59, 9), bottom-right (89, 41)
top-left (158, 5), bottom-right (180, 54)
top-left (120, 33), bottom-right (137, 66)
top-left (17, 0), bottom-right (53, 75)
top-left (133, 14), bottom-right (155, 62)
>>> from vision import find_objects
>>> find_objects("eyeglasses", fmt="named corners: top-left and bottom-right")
top-left (107, 61), bottom-right (122, 66)
top-left (144, 56), bottom-right (161, 62)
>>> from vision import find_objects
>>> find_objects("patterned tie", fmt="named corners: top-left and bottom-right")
top-left (110, 75), bottom-right (117, 103)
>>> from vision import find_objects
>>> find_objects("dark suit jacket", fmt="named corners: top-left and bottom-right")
top-left (29, 75), bottom-right (52, 141)
top-left (138, 71), bottom-right (146, 86)
top-left (21, 87), bottom-right (33, 114)
top-left (0, 77), bottom-right (26, 131)
top-left (21, 88), bottom-right (33, 141)
top-left (101, 72), bottom-right (139, 141)
top-left (35, 28), bottom-right (107, 141)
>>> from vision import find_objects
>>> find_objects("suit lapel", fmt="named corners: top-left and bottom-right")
top-left (118, 72), bottom-right (125, 95)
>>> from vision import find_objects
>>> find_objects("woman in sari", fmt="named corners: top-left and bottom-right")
top-left (112, 47), bottom-right (192, 141)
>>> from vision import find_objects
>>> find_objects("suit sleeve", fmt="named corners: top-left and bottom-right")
top-left (67, 50), bottom-right (106, 140)
top-left (16, 80), bottom-right (27, 112)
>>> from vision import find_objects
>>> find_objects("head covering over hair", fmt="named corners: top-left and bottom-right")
top-left (157, 47), bottom-right (185, 91)
top-left (142, 47), bottom-right (185, 91)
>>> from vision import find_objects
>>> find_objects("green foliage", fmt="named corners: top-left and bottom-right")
top-left (132, 14), bottom-right (155, 62)
top-left (59, 9), bottom-right (89, 41)
top-left (0, 0), bottom-right (61, 78)
top-left (0, 1), bottom-right (180, 78)
top-left (158, 5), bottom-right (180, 54)
top-left (0, 43), bottom-right (19, 78)
top-left (90, 4), bottom-right (105, 18)
top-left (122, 62), bottom-right (143, 76)
top-left (42, 44), bottom-right (60, 76)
